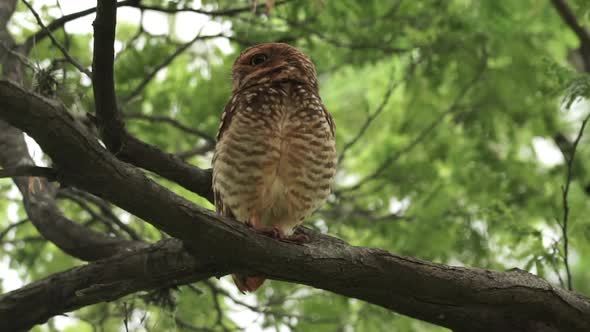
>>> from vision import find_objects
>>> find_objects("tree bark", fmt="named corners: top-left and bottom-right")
top-left (0, 80), bottom-right (589, 332)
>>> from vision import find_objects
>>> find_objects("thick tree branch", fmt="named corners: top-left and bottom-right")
top-left (92, 0), bottom-right (124, 152)
top-left (0, 80), bottom-right (589, 332)
top-left (83, 0), bottom-right (215, 201)
top-left (0, 165), bottom-right (57, 180)
top-left (118, 134), bottom-right (214, 202)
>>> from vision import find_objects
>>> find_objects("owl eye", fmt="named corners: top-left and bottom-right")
top-left (250, 54), bottom-right (268, 66)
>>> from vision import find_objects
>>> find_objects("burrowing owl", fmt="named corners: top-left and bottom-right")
top-left (212, 43), bottom-right (336, 292)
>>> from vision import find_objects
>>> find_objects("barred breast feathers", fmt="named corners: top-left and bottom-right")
top-left (213, 81), bottom-right (336, 234)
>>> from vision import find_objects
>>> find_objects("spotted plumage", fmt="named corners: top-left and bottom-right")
top-left (212, 43), bottom-right (336, 292)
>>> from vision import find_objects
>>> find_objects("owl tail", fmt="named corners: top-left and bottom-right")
top-left (232, 274), bottom-right (266, 293)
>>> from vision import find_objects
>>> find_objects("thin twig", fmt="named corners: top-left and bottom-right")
top-left (55, 0), bottom-right (71, 85)
top-left (123, 302), bottom-right (129, 332)
top-left (22, 0), bottom-right (136, 52)
top-left (559, 111), bottom-right (590, 291)
top-left (124, 113), bottom-right (215, 143)
top-left (174, 318), bottom-right (217, 332)
top-left (1, 236), bottom-right (45, 245)
top-left (0, 219), bottom-right (29, 242)
top-left (121, 32), bottom-right (223, 104)
top-left (57, 191), bottom-right (124, 239)
top-left (550, 0), bottom-right (590, 71)
top-left (337, 60), bottom-right (486, 195)
top-left (338, 60), bottom-right (417, 164)
top-left (114, 9), bottom-right (144, 62)
top-left (175, 145), bottom-right (215, 159)
top-left (21, 0), bottom-right (294, 54)
top-left (136, 0), bottom-right (293, 16)
top-left (549, 242), bottom-right (567, 288)
top-left (202, 281), bottom-right (335, 325)
top-left (21, 0), bottom-right (91, 78)
top-left (59, 188), bottom-right (142, 241)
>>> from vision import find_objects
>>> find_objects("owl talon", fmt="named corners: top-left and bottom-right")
top-left (283, 233), bottom-right (310, 243)
top-left (255, 226), bottom-right (283, 239)
top-left (261, 226), bottom-right (309, 244)
top-left (248, 213), bottom-right (264, 230)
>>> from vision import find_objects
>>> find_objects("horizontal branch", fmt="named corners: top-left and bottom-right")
top-left (1, 80), bottom-right (590, 331)
top-left (133, 0), bottom-right (293, 16)
top-left (22, 0), bottom-right (294, 52)
top-left (117, 133), bottom-right (214, 202)
top-left (0, 165), bottom-right (57, 180)
top-left (0, 239), bottom-right (214, 331)
top-left (124, 112), bottom-right (215, 143)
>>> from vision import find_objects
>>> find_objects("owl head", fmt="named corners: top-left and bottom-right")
top-left (231, 43), bottom-right (318, 92)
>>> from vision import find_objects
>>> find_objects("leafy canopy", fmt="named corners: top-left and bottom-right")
top-left (1, 0), bottom-right (590, 331)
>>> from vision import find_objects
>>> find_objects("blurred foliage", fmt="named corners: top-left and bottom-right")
top-left (2, 0), bottom-right (590, 331)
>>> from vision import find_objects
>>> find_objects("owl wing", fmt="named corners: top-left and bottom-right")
top-left (216, 97), bottom-right (238, 141)
top-left (322, 104), bottom-right (336, 138)
top-left (213, 98), bottom-right (238, 218)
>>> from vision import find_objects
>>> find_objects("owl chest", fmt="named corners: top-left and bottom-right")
top-left (231, 104), bottom-right (318, 179)
top-left (214, 101), bottom-right (334, 223)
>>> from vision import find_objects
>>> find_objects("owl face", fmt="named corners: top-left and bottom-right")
top-left (231, 43), bottom-right (318, 92)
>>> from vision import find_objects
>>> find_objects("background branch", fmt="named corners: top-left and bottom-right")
top-left (21, 0), bottom-right (295, 53)
top-left (551, 0), bottom-right (590, 71)
top-left (0, 218), bottom-right (28, 242)
top-left (122, 32), bottom-right (223, 105)
top-left (559, 112), bottom-right (590, 290)
top-left (338, 60), bottom-right (417, 165)
top-left (338, 62), bottom-right (486, 195)
top-left (124, 113), bottom-right (215, 144)
top-left (21, 0), bottom-right (91, 77)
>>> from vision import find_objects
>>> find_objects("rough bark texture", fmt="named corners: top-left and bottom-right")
top-left (0, 80), bottom-right (589, 332)
top-left (0, 122), bottom-right (146, 260)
